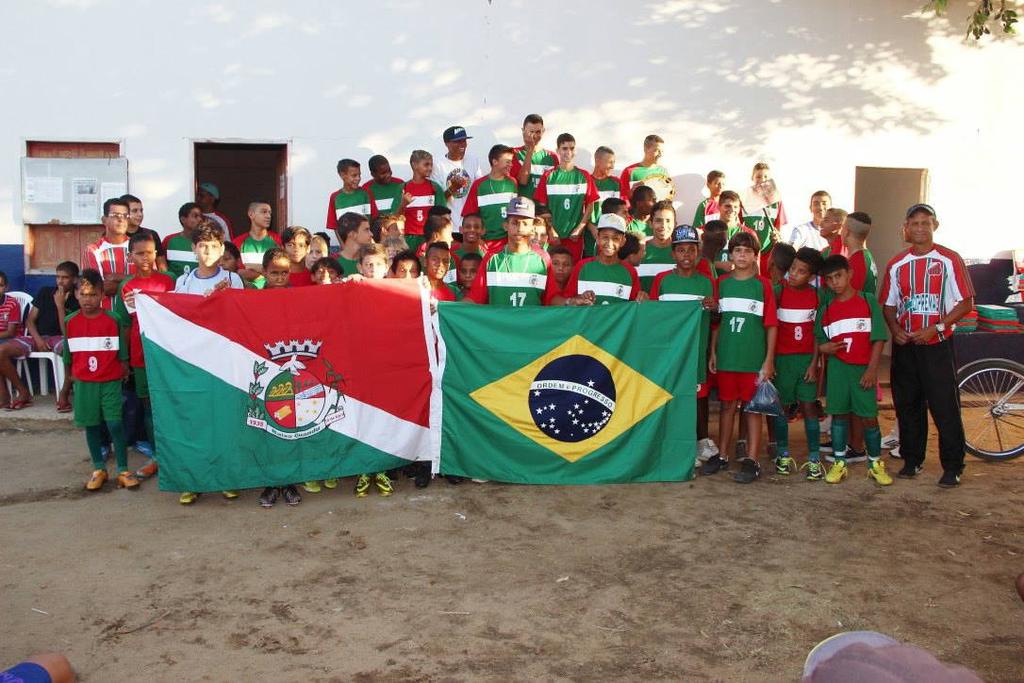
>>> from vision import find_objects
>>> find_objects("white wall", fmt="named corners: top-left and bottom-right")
top-left (0, 0), bottom-right (1020, 260)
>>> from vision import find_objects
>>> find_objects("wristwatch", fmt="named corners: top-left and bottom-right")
top-left (935, 322), bottom-right (946, 340)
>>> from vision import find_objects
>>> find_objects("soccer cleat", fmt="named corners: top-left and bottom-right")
top-left (881, 430), bottom-right (899, 449)
top-left (116, 471), bottom-right (140, 489)
top-left (222, 490), bottom-right (239, 499)
top-left (303, 480), bottom-right (322, 494)
top-left (825, 460), bottom-right (848, 484)
top-left (179, 491), bottom-right (198, 505)
top-left (259, 487), bottom-right (279, 508)
top-left (282, 485), bottom-right (301, 506)
top-left (867, 459), bottom-right (894, 486)
top-left (85, 469), bottom-right (108, 491)
top-left (701, 454), bottom-right (728, 476)
top-left (134, 459), bottom-right (158, 480)
top-left (774, 455), bottom-right (795, 476)
top-left (323, 478), bottom-right (339, 489)
top-left (802, 460), bottom-right (824, 481)
top-left (938, 471), bottom-right (961, 488)
top-left (897, 463), bottom-right (923, 479)
top-left (355, 474), bottom-right (371, 498)
top-left (375, 472), bottom-right (394, 496)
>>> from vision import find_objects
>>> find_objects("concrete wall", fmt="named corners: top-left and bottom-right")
top-left (0, 0), bottom-right (1020, 289)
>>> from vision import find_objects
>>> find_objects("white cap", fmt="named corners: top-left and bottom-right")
top-left (596, 213), bottom-right (627, 233)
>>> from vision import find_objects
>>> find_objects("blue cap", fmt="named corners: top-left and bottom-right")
top-left (671, 224), bottom-right (700, 244)
top-left (905, 203), bottom-right (936, 219)
top-left (443, 126), bottom-right (472, 143)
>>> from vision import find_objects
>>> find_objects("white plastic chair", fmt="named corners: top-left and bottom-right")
top-left (6, 290), bottom-right (66, 397)
top-left (6, 291), bottom-right (36, 396)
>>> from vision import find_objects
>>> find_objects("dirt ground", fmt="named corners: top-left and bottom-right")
top-left (1, 406), bottom-right (1023, 682)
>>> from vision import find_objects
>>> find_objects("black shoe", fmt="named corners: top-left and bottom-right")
top-left (732, 457), bottom-right (761, 484)
top-left (897, 463), bottom-right (923, 479)
top-left (259, 486), bottom-right (279, 508)
top-left (844, 448), bottom-right (868, 464)
top-left (701, 454), bottom-right (728, 476)
top-left (282, 484), bottom-right (302, 505)
top-left (938, 471), bottom-right (961, 488)
top-left (443, 475), bottom-right (464, 485)
top-left (414, 472), bottom-right (431, 488)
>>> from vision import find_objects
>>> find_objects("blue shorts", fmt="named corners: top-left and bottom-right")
top-left (1, 662), bottom-right (52, 683)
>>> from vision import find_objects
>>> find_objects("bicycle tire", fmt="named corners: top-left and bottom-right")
top-left (957, 358), bottom-right (1024, 461)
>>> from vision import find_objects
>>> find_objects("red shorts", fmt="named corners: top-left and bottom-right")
top-left (717, 370), bottom-right (758, 402)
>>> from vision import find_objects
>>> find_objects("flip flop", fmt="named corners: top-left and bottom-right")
top-left (6, 398), bottom-right (33, 411)
top-left (55, 400), bottom-right (72, 413)
top-left (732, 457), bottom-right (761, 484)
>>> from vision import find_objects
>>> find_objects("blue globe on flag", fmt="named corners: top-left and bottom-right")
top-left (528, 354), bottom-right (617, 443)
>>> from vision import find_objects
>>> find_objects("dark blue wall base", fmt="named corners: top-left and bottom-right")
top-left (0, 244), bottom-right (24, 291)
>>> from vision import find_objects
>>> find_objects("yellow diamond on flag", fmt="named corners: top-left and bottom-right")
top-left (470, 335), bottom-right (673, 463)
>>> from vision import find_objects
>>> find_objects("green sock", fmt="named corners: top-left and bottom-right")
top-left (831, 418), bottom-right (849, 461)
top-left (772, 414), bottom-right (789, 452)
top-left (85, 426), bottom-right (106, 470)
top-left (142, 404), bottom-right (156, 459)
top-left (107, 420), bottom-right (128, 471)
top-left (865, 425), bottom-right (882, 461)
top-left (804, 417), bottom-right (821, 462)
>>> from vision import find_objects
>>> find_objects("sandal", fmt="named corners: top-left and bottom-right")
top-left (6, 398), bottom-right (33, 411)
top-left (55, 399), bottom-right (72, 413)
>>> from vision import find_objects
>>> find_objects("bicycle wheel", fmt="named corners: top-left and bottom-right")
top-left (957, 358), bottom-right (1024, 461)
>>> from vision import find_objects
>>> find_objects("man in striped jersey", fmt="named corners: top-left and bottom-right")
top-left (162, 202), bottom-right (204, 279)
top-left (83, 197), bottom-right (134, 309)
top-left (585, 146), bottom-right (624, 257)
top-left (510, 113), bottom-right (558, 200)
top-left (326, 159), bottom-right (377, 232)
top-left (363, 155), bottom-right (404, 216)
top-left (620, 134), bottom-right (669, 197)
top-left (466, 196), bottom-right (553, 306)
top-left (463, 144), bottom-right (519, 253)
top-left (232, 201), bottom-right (281, 282)
top-left (401, 150), bottom-right (447, 252)
top-left (547, 213), bottom-right (643, 306)
top-left (881, 204), bottom-right (974, 487)
top-left (533, 133), bottom-right (598, 262)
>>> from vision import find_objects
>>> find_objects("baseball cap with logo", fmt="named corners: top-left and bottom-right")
top-left (443, 126), bottom-right (472, 143)
top-left (198, 182), bottom-right (220, 200)
top-left (905, 203), bottom-right (936, 219)
top-left (596, 213), bottom-right (627, 233)
top-left (507, 196), bottom-right (536, 219)
top-left (672, 224), bottom-right (700, 244)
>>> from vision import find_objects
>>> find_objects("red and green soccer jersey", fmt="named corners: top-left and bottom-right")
top-left (232, 231), bottom-right (282, 270)
top-left (326, 187), bottom-right (377, 230)
top-left (534, 167), bottom-right (599, 238)
top-left (881, 244), bottom-right (974, 344)
top-left (402, 179), bottom-right (446, 236)
top-left (113, 272), bottom-right (175, 368)
top-left (467, 248), bottom-right (553, 306)
top-left (557, 258), bottom-right (641, 305)
top-left (619, 163), bottom-right (669, 197)
top-left (636, 241), bottom-right (675, 293)
top-left (715, 274), bottom-right (778, 373)
top-left (83, 237), bottom-right (134, 309)
top-left (463, 175), bottom-right (518, 242)
top-left (162, 232), bottom-right (197, 280)
top-left (741, 200), bottom-right (787, 254)
top-left (693, 197), bottom-right (720, 229)
top-left (816, 292), bottom-right (888, 366)
top-left (848, 248), bottom-right (878, 296)
top-left (62, 310), bottom-right (127, 383)
top-left (362, 178), bottom-right (404, 216)
top-left (652, 270), bottom-right (716, 382)
top-left (774, 284), bottom-right (822, 356)
top-left (0, 294), bottom-right (22, 337)
top-left (510, 147), bottom-right (558, 199)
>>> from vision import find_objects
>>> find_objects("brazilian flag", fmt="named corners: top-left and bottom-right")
top-left (436, 302), bottom-right (700, 484)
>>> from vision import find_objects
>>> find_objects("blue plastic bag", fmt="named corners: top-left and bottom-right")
top-left (745, 378), bottom-right (784, 417)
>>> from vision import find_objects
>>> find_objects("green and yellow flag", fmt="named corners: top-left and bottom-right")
top-left (436, 302), bottom-right (700, 484)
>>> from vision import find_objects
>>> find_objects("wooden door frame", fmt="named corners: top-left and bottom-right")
top-left (189, 138), bottom-right (291, 229)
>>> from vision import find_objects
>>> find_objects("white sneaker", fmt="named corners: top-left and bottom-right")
top-left (697, 438), bottom-right (720, 462)
top-left (881, 429), bottom-right (899, 449)
top-left (889, 445), bottom-right (902, 459)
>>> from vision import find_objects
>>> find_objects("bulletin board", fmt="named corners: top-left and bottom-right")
top-left (20, 157), bottom-right (130, 225)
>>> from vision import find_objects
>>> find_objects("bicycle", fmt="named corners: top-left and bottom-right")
top-left (957, 358), bottom-right (1024, 461)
